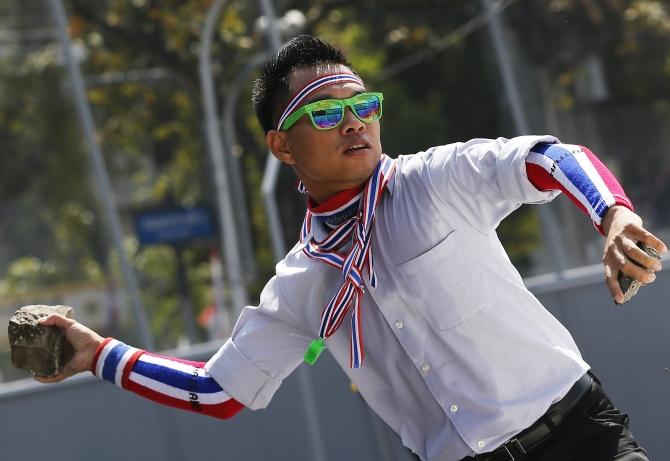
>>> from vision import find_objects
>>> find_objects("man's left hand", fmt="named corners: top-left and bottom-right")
top-left (601, 205), bottom-right (667, 304)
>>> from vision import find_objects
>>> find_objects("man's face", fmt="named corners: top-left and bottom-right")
top-left (267, 64), bottom-right (383, 203)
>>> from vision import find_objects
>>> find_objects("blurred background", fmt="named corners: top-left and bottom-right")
top-left (0, 0), bottom-right (669, 459)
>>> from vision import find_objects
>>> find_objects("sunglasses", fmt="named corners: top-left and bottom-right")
top-left (280, 92), bottom-right (384, 131)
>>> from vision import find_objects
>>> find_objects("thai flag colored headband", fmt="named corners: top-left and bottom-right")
top-left (276, 73), bottom-right (365, 131)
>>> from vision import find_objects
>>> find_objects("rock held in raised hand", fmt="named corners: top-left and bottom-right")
top-left (616, 243), bottom-right (662, 304)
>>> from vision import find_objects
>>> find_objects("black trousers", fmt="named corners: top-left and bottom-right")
top-left (462, 373), bottom-right (649, 461)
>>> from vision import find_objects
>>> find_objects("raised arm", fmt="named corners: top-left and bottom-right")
top-left (525, 142), bottom-right (633, 233)
top-left (525, 142), bottom-right (667, 302)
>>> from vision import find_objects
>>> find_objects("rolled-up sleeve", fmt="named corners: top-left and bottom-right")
top-left (422, 135), bottom-right (561, 231)
top-left (491, 135), bottom-right (560, 203)
top-left (205, 274), bottom-right (310, 410)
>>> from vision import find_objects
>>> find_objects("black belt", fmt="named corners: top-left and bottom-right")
top-left (473, 373), bottom-right (593, 461)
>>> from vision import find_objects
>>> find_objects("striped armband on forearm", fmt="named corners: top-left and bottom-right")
top-left (526, 143), bottom-right (634, 234)
top-left (91, 338), bottom-right (143, 388)
top-left (91, 338), bottom-right (244, 419)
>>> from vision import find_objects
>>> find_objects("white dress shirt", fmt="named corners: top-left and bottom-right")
top-left (206, 135), bottom-right (590, 461)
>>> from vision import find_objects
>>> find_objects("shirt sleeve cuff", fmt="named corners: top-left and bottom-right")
top-left (495, 135), bottom-right (562, 204)
top-left (204, 338), bottom-right (282, 410)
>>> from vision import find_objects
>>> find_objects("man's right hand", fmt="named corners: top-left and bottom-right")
top-left (33, 314), bottom-right (104, 384)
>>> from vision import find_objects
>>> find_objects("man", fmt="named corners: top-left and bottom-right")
top-left (38, 35), bottom-right (666, 461)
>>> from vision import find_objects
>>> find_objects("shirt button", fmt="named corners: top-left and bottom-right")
top-left (477, 440), bottom-right (486, 449)
top-left (421, 363), bottom-right (431, 373)
top-left (450, 404), bottom-right (458, 413)
top-left (395, 320), bottom-right (404, 329)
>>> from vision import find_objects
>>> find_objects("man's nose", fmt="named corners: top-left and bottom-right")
top-left (340, 106), bottom-right (365, 134)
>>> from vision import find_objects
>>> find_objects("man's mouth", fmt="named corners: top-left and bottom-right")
top-left (344, 143), bottom-right (370, 153)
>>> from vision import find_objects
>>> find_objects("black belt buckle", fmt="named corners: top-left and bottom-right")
top-left (503, 438), bottom-right (526, 460)
top-left (474, 438), bottom-right (527, 461)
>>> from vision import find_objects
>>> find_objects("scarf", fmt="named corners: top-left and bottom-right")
top-left (298, 155), bottom-right (396, 368)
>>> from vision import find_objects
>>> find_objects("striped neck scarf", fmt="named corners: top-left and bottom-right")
top-left (308, 187), bottom-right (363, 231)
top-left (298, 155), bottom-right (396, 368)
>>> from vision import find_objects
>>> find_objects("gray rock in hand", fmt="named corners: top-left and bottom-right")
top-left (616, 243), bottom-right (662, 304)
top-left (8, 305), bottom-right (75, 377)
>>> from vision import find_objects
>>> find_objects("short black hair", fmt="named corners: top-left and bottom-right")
top-left (252, 34), bottom-right (354, 133)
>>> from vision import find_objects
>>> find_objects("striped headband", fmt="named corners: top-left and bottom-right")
top-left (276, 73), bottom-right (365, 131)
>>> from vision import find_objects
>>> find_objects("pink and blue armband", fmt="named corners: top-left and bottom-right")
top-left (526, 143), bottom-right (634, 234)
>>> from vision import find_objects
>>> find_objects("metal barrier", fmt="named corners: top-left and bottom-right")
top-left (0, 340), bottom-right (414, 461)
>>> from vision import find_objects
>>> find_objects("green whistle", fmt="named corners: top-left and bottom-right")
top-left (304, 338), bottom-right (326, 365)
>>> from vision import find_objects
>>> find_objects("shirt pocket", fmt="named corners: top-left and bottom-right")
top-left (396, 229), bottom-right (494, 330)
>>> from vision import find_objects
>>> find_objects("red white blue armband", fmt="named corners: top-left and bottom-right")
top-left (91, 338), bottom-right (244, 419)
top-left (526, 143), bottom-right (634, 234)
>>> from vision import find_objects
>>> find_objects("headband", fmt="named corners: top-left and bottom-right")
top-left (276, 73), bottom-right (365, 131)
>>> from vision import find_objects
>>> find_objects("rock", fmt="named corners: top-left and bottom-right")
top-left (8, 305), bottom-right (75, 377)
top-left (616, 243), bottom-right (662, 305)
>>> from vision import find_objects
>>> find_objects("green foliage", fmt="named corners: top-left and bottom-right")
top-left (1, 0), bottom-right (669, 363)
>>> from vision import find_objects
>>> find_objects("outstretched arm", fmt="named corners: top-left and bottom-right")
top-left (34, 314), bottom-right (244, 420)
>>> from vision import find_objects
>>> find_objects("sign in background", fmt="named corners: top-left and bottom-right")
top-left (134, 207), bottom-right (215, 246)
top-left (133, 206), bottom-right (218, 343)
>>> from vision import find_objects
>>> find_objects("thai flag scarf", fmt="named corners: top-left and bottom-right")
top-left (298, 155), bottom-right (396, 368)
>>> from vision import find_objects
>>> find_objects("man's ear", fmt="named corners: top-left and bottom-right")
top-left (266, 130), bottom-right (295, 165)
